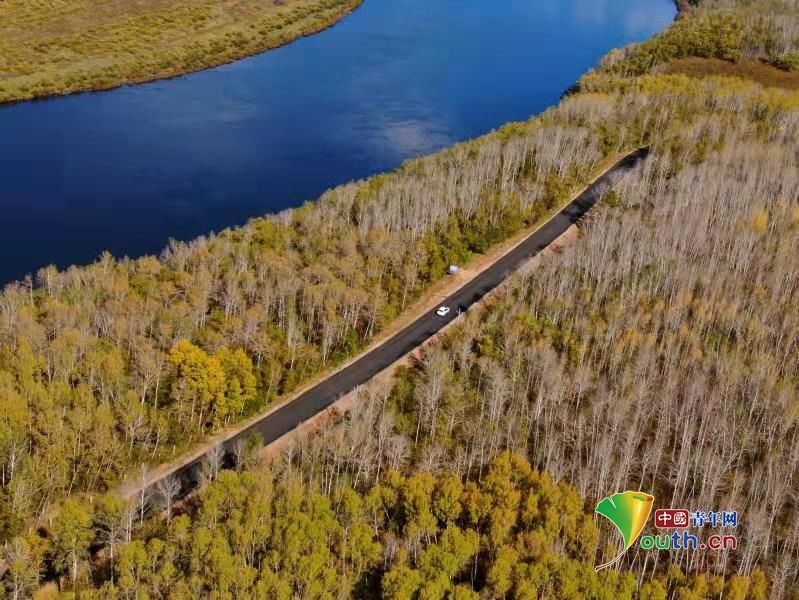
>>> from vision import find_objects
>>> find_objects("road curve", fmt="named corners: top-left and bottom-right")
top-left (164, 148), bottom-right (648, 496)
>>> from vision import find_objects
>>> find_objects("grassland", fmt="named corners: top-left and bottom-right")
top-left (0, 0), bottom-right (362, 104)
top-left (660, 57), bottom-right (799, 90)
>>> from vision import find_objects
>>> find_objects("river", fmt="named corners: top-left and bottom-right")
top-left (0, 0), bottom-right (675, 285)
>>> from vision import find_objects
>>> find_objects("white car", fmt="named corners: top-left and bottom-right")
top-left (436, 306), bottom-right (451, 317)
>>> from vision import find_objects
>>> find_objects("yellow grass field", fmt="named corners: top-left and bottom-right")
top-left (660, 57), bottom-right (799, 90)
top-left (0, 0), bottom-right (362, 103)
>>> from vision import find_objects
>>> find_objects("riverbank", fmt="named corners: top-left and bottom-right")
top-left (0, 0), bottom-right (362, 104)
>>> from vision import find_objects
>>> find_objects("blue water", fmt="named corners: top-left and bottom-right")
top-left (0, 0), bottom-right (675, 284)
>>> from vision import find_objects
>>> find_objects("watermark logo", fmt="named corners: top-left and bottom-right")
top-left (655, 508), bottom-right (689, 528)
top-left (640, 510), bottom-right (738, 552)
top-left (594, 490), bottom-right (654, 571)
top-left (595, 493), bottom-right (739, 570)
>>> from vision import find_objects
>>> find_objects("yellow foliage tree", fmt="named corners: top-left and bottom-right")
top-left (168, 340), bottom-right (226, 432)
top-left (215, 347), bottom-right (257, 423)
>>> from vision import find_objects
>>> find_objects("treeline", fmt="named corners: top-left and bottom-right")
top-left (598, 0), bottom-right (799, 76)
top-left (2, 453), bottom-right (773, 599)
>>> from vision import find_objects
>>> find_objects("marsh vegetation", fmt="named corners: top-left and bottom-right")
top-left (0, 0), bottom-right (361, 103)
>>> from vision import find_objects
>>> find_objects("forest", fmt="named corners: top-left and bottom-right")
top-left (0, 45), bottom-right (609, 546)
top-left (2, 0), bottom-right (799, 596)
top-left (7, 453), bottom-right (771, 598)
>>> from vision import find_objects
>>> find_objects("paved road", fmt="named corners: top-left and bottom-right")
top-left (168, 148), bottom-right (647, 495)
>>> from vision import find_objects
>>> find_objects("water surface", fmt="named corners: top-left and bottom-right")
top-left (0, 0), bottom-right (675, 284)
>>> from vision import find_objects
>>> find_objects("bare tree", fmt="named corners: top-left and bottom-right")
top-left (136, 463), bottom-right (151, 525)
top-left (200, 444), bottom-right (225, 486)
top-left (156, 473), bottom-right (182, 523)
top-left (3, 537), bottom-right (39, 600)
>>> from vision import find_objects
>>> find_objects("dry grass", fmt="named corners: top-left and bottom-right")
top-left (659, 57), bottom-right (799, 90)
top-left (0, 0), bottom-right (362, 103)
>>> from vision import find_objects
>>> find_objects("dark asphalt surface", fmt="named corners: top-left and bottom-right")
top-left (168, 148), bottom-right (647, 495)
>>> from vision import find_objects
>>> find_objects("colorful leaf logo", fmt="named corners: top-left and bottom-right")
top-left (594, 490), bottom-right (654, 570)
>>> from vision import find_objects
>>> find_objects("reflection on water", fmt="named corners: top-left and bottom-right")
top-left (0, 0), bottom-right (675, 284)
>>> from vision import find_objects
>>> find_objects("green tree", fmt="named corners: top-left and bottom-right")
top-left (51, 499), bottom-right (94, 587)
top-left (431, 474), bottom-right (463, 525)
top-left (215, 346), bottom-right (257, 421)
top-left (383, 552), bottom-right (423, 600)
